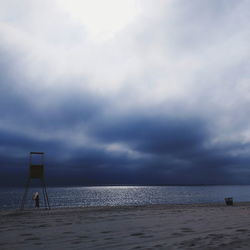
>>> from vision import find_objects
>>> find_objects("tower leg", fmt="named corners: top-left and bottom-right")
top-left (40, 178), bottom-right (46, 208)
top-left (20, 178), bottom-right (30, 210)
top-left (41, 178), bottom-right (50, 210)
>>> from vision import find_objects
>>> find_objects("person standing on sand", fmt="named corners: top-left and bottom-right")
top-left (32, 192), bottom-right (40, 208)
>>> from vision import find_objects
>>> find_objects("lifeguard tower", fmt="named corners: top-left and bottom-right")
top-left (20, 152), bottom-right (50, 210)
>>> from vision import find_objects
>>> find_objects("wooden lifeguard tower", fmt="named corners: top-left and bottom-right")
top-left (20, 152), bottom-right (50, 210)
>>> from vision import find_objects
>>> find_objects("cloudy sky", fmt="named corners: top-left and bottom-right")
top-left (1, 0), bottom-right (250, 186)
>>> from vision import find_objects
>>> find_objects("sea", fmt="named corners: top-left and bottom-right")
top-left (1, 185), bottom-right (250, 209)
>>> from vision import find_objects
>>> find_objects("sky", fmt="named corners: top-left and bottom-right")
top-left (1, 0), bottom-right (250, 186)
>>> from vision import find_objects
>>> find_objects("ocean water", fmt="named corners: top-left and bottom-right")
top-left (1, 185), bottom-right (250, 209)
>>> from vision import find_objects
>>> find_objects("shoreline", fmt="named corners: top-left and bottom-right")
top-left (2, 202), bottom-right (250, 249)
top-left (1, 200), bottom-right (250, 212)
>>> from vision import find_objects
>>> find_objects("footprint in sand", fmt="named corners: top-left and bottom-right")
top-left (78, 235), bottom-right (89, 239)
top-left (20, 233), bottom-right (34, 237)
top-left (38, 223), bottom-right (49, 228)
top-left (181, 227), bottom-right (194, 233)
top-left (180, 237), bottom-right (202, 248)
top-left (33, 224), bottom-right (49, 229)
top-left (154, 244), bottom-right (162, 247)
top-left (130, 232), bottom-right (144, 237)
top-left (172, 232), bottom-right (185, 236)
top-left (208, 233), bottom-right (224, 237)
top-left (104, 237), bottom-right (113, 240)
top-left (25, 237), bottom-right (40, 241)
top-left (63, 222), bottom-right (72, 226)
top-left (71, 241), bottom-right (81, 244)
top-left (140, 235), bottom-right (153, 238)
top-left (33, 242), bottom-right (43, 245)
top-left (132, 246), bottom-right (142, 249)
top-left (236, 229), bottom-right (248, 232)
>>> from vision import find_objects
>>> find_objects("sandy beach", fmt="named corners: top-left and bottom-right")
top-left (1, 203), bottom-right (250, 249)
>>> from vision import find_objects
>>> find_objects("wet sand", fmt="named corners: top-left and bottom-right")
top-left (1, 203), bottom-right (250, 249)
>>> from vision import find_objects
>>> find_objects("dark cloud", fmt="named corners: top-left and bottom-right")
top-left (2, 119), bottom-right (250, 186)
top-left (92, 115), bottom-right (206, 154)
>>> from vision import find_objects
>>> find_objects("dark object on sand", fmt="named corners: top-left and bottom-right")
top-left (225, 197), bottom-right (233, 206)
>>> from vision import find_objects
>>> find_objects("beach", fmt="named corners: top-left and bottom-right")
top-left (1, 203), bottom-right (250, 249)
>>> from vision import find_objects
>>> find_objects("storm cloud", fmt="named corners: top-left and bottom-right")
top-left (1, 0), bottom-right (250, 186)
